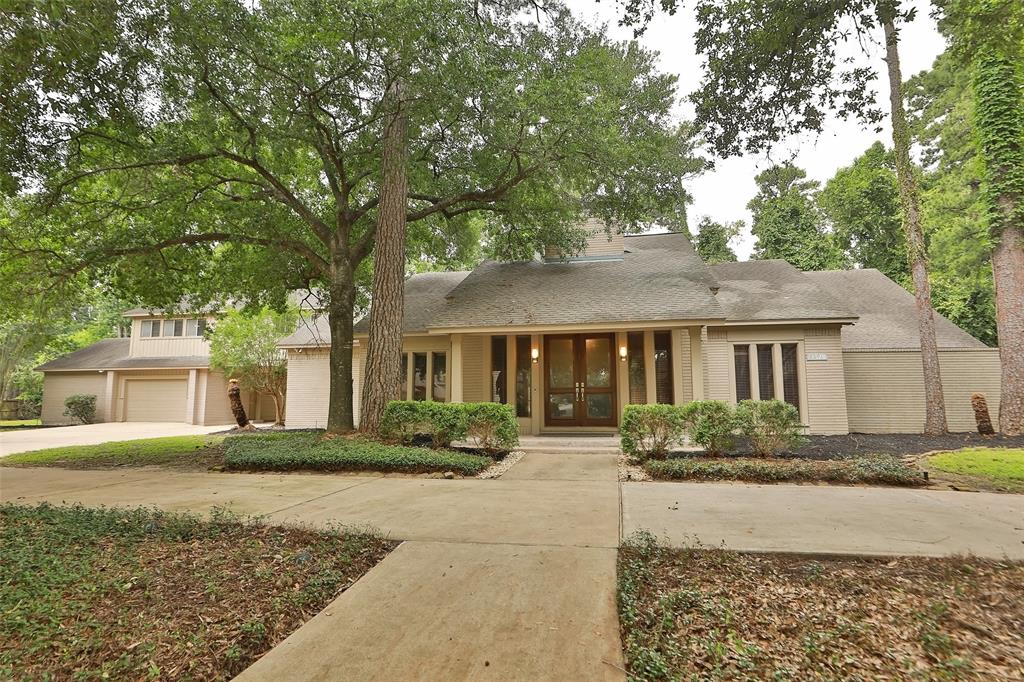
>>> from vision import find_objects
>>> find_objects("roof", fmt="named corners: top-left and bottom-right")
top-left (429, 233), bottom-right (725, 329)
top-left (36, 338), bottom-right (212, 371)
top-left (804, 269), bottom-right (988, 350)
top-left (709, 260), bottom-right (856, 322)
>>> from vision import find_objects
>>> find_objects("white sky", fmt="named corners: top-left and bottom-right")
top-left (565, 0), bottom-right (948, 259)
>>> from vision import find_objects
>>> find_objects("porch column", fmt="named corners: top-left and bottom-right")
top-left (670, 329), bottom-right (685, 405)
top-left (185, 368), bottom-right (198, 424)
top-left (103, 371), bottom-right (117, 423)
top-left (643, 330), bottom-right (657, 404)
top-left (450, 333), bottom-right (464, 403)
top-left (615, 331), bottom-right (630, 412)
top-left (530, 334), bottom-right (542, 435)
top-left (772, 343), bottom-right (785, 401)
top-left (689, 327), bottom-right (704, 400)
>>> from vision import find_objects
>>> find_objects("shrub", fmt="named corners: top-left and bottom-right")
top-left (679, 401), bottom-right (737, 456)
top-left (63, 394), bottom-right (97, 424)
top-left (379, 400), bottom-right (469, 447)
top-left (223, 432), bottom-right (491, 475)
top-left (620, 404), bottom-right (686, 460)
top-left (645, 455), bottom-right (925, 486)
top-left (422, 402), bottom-right (469, 448)
top-left (463, 402), bottom-right (519, 455)
top-left (734, 399), bottom-right (805, 456)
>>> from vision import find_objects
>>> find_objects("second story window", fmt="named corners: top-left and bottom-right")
top-left (169, 319), bottom-right (185, 337)
top-left (186, 319), bottom-right (207, 337)
top-left (141, 320), bottom-right (161, 337)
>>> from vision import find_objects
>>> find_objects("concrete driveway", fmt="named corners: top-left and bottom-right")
top-left (0, 422), bottom-right (232, 457)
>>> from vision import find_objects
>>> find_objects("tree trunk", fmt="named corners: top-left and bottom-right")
top-left (882, 17), bottom-right (947, 435)
top-left (272, 390), bottom-right (285, 426)
top-left (227, 379), bottom-right (254, 430)
top-left (326, 263), bottom-right (357, 433)
top-left (972, 53), bottom-right (1024, 435)
top-left (359, 81), bottom-right (410, 433)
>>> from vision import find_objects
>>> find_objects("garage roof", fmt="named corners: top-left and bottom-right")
top-left (36, 338), bottom-right (212, 371)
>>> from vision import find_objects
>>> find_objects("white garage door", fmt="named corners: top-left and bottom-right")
top-left (124, 379), bottom-right (188, 422)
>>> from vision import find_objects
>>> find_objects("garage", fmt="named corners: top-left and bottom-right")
top-left (124, 378), bottom-right (188, 422)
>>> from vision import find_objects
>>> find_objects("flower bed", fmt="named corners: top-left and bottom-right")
top-left (644, 455), bottom-right (927, 486)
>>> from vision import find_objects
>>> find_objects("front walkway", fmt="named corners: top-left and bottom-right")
top-left (2, 447), bottom-right (1023, 680)
top-left (0, 422), bottom-right (232, 457)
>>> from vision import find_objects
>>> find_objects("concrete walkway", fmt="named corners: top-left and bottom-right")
top-left (3, 447), bottom-right (1023, 680)
top-left (0, 422), bottom-right (232, 457)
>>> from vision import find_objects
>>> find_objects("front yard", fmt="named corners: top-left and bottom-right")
top-left (925, 447), bottom-right (1024, 493)
top-left (0, 503), bottom-right (394, 680)
top-left (618, 532), bottom-right (1024, 680)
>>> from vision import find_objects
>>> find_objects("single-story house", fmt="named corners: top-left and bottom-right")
top-left (36, 311), bottom-right (276, 425)
top-left (278, 222), bottom-right (1001, 435)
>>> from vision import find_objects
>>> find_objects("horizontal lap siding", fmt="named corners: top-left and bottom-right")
top-left (803, 332), bottom-right (849, 435)
top-left (461, 336), bottom-right (485, 403)
top-left (285, 350), bottom-right (330, 429)
top-left (202, 370), bottom-right (249, 426)
top-left (703, 329), bottom-right (732, 403)
top-left (41, 372), bottom-right (108, 424)
top-left (843, 349), bottom-right (1001, 433)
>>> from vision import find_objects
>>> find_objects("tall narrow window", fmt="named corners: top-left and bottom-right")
top-left (170, 319), bottom-right (184, 337)
top-left (653, 331), bottom-right (673, 404)
top-left (781, 343), bottom-right (799, 410)
top-left (412, 353), bottom-right (427, 401)
top-left (398, 354), bottom-right (408, 400)
top-left (431, 352), bottom-right (447, 402)
top-left (627, 332), bottom-right (646, 404)
top-left (757, 344), bottom-right (774, 399)
top-left (490, 336), bottom-right (507, 403)
top-left (734, 345), bottom-right (751, 401)
top-left (515, 335), bottom-right (531, 417)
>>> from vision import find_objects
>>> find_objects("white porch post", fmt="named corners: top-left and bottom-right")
top-left (103, 370), bottom-right (117, 423)
top-left (689, 327), bottom-right (704, 401)
top-left (670, 329), bottom-right (685, 405)
top-left (530, 333), bottom-right (542, 435)
top-left (185, 368), bottom-right (198, 424)
top-left (772, 343), bottom-right (785, 401)
top-left (450, 334), bottom-right (464, 403)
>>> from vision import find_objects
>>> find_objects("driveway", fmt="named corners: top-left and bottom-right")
top-left (0, 422), bottom-right (232, 457)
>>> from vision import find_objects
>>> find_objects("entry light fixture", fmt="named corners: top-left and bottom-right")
top-left (531, 347), bottom-right (539, 363)
top-left (619, 345), bottom-right (628, 361)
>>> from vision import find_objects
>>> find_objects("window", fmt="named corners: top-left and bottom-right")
top-left (490, 336), bottom-right (507, 403)
top-left (757, 344), bottom-right (775, 400)
top-left (734, 344), bottom-right (751, 401)
top-left (515, 335), bottom-right (531, 417)
top-left (653, 331), bottom-right (673, 404)
top-left (141, 320), bottom-right (161, 337)
top-left (627, 331), bottom-right (646, 404)
top-left (185, 318), bottom-right (206, 336)
top-left (432, 352), bottom-right (447, 402)
top-left (781, 343), bottom-right (799, 410)
top-left (169, 319), bottom-right (184, 337)
top-left (412, 353), bottom-right (428, 401)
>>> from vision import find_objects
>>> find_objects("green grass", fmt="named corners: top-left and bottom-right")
top-left (644, 455), bottom-right (926, 487)
top-left (0, 503), bottom-right (393, 680)
top-left (223, 431), bottom-right (492, 475)
top-left (928, 448), bottom-right (1024, 485)
top-left (1, 435), bottom-right (224, 468)
top-left (0, 419), bottom-right (41, 428)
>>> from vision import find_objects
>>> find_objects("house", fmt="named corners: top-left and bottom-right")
top-left (36, 310), bottom-right (276, 425)
top-left (278, 222), bottom-right (1001, 435)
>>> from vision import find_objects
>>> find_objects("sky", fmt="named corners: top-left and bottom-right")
top-left (565, 0), bottom-right (948, 259)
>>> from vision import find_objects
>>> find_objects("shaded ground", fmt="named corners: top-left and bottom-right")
top-left (0, 503), bottom-right (394, 681)
top-left (787, 432), bottom-right (1024, 459)
top-left (619, 533), bottom-right (1024, 681)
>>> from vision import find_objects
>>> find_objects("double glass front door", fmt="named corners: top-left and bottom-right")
top-left (545, 333), bottom-right (617, 426)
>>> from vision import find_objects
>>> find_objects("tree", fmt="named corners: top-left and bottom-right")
top-left (1, 0), bottom-right (701, 434)
top-left (208, 307), bottom-right (297, 425)
top-left (747, 164), bottom-right (845, 271)
top-left (818, 142), bottom-right (909, 283)
top-left (941, 0), bottom-right (1024, 434)
top-left (614, 0), bottom-right (950, 433)
top-left (692, 216), bottom-right (740, 264)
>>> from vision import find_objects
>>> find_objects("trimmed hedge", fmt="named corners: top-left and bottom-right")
top-left (223, 432), bottom-right (491, 475)
top-left (734, 399), bottom-right (805, 456)
top-left (379, 400), bottom-right (518, 454)
top-left (620, 404), bottom-right (686, 460)
top-left (645, 456), bottom-right (926, 486)
top-left (680, 401), bottom-right (737, 456)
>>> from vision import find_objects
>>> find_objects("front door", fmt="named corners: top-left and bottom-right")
top-left (544, 333), bottom-right (617, 427)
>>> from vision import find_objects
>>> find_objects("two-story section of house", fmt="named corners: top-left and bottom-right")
top-left (36, 308), bottom-right (272, 425)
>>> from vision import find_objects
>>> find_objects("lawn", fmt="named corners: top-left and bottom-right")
top-left (1, 435), bottom-right (224, 469)
top-left (927, 447), bottom-right (1024, 492)
top-left (0, 503), bottom-right (394, 680)
top-left (0, 419), bottom-right (42, 430)
top-left (643, 455), bottom-right (927, 487)
top-left (618, 532), bottom-right (1024, 680)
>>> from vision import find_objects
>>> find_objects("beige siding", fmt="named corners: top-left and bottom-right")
top-left (461, 335), bottom-right (486, 403)
top-left (128, 316), bottom-right (213, 357)
top-left (41, 372), bottom-right (108, 424)
top-left (544, 219), bottom-right (624, 260)
top-left (284, 349), bottom-right (330, 429)
top-left (703, 328), bottom-right (732, 402)
top-left (803, 330), bottom-right (849, 435)
top-left (124, 378), bottom-right (188, 422)
top-left (844, 349), bottom-right (1001, 433)
top-left (201, 370), bottom-right (245, 426)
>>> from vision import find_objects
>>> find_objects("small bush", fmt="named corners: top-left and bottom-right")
top-left (379, 401), bottom-right (429, 444)
top-left (680, 401), bottom-right (737, 456)
top-left (422, 402), bottom-right (469, 448)
top-left (734, 399), bottom-right (805, 456)
top-left (464, 402), bottom-right (519, 455)
top-left (645, 455), bottom-right (925, 486)
top-left (224, 432), bottom-right (490, 475)
top-left (620, 404), bottom-right (686, 460)
top-left (63, 394), bottom-right (97, 424)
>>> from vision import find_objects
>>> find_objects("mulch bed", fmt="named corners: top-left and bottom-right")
top-left (619, 534), bottom-right (1024, 680)
top-left (1, 503), bottom-right (395, 680)
top-left (785, 432), bottom-right (1024, 460)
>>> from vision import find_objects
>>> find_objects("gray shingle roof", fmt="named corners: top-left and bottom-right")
top-left (36, 338), bottom-right (212, 371)
top-left (804, 269), bottom-right (988, 349)
top-left (709, 260), bottom-right (856, 322)
top-left (429, 233), bottom-right (725, 329)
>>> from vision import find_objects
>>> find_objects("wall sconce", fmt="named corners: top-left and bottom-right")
top-left (619, 345), bottom-right (628, 361)
top-left (531, 347), bottom-right (540, 364)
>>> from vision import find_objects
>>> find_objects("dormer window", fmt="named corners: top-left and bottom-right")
top-left (141, 320), bottom-right (161, 337)
top-left (185, 319), bottom-right (206, 336)
top-left (169, 319), bottom-right (185, 337)
top-left (140, 318), bottom-right (206, 338)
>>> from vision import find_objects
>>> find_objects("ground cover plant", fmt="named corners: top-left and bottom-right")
top-left (0, 503), bottom-right (394, 680)
top-left (618, 531), bottom-right (1024, 680)
top-left (1, 435), bottom-right (225, 469)
top-left (645, 455), bottom-right (926, 487)
top-left (927, 447), bottom-right (1024, 493)
top-left (223, 431), bottom-right (492, 475)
